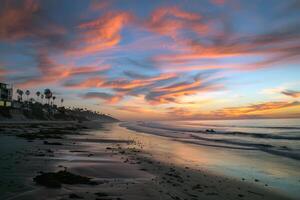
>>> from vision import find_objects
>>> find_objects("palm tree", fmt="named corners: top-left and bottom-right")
top-left (16, 89), bottom-right (24, 102)
top-left (25, 90), bottom-right (30, 102)
top-left (61, 98), bottom-right (64, 107)
top-left (36, 91), bottom-right (41, 103)
top-left (52, 96), bottom-right (56, 106)
top-left (41, 94), bottom-right (44, 104)
top-left (44, 89), bottom-right (52, 105)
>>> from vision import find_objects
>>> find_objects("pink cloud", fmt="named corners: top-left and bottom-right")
top-left (82, 92), bottom-right (122, 104)
top-left (16, 52), bottom-right (109, 88)
top-left (68, 11), bottom-right (133, 56)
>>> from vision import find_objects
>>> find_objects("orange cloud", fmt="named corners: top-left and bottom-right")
top-left (214, 101), bottom-right (300, 118)
top-left (145, 80), bottom-right (223, 104)
top-left (65, 73), bottom-right (177, 91)
top-left (159, 64), bottom-right (238, 73)
top-left (82, 92), bottom-right (122, 104)
top-left (211, 0), bottom-right (226, 5)
top-left (64, 77), bottom-right (105, 88)
top-left (0, 0), bottom-right (67, 48)
top-left (103, 73), bottom-right (177, 91)
top-left (64, 73), bottom-right (179, 105)
top-left (0, 0), bottom-right (39, 41)
top-left (68, 65), bottom-right (110, 76)
top-left (156, 80), bottom-right (202, 93)
top-left (69, 11), bottom-right (132, 56)
top-left (16, 52), bottom-right (109, 88)
top-left (165, 101), bottom-right (300, 120)
top-left (0, 68), bottom-right (7, 76)
top-left (149, 5), bottom-right (300, 71)
top-left (146, 6), bottom-right (208, 38)
top-left (154, 36), bottom-right (255, 66)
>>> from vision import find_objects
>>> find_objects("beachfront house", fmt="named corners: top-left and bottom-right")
top-left (0, 82), bottom-right (13, 108)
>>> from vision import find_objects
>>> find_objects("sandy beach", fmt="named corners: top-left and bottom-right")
top-left (0, 121), bottom-right (295, 200)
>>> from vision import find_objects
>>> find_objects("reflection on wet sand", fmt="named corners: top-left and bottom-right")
top-left (113, 124), bottom-right (300, 199)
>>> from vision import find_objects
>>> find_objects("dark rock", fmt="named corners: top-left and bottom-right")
top-left (43, 141), bottom-right (62, 145)
top-left (33, 170), bottom-right (97, 188)
top-left (69, 193), bottom-right (83, 199)
top-left (95, 192), bottom-right (108, 197)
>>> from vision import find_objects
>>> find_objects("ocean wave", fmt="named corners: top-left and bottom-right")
top-left (186, 122), bottom-right (300, 130)
top-left (121, 121), bottom-right (300, 161)
top-left (182, 134), bottom-right (300, 161)
top-left (137, 122), bottom-right (300, 140)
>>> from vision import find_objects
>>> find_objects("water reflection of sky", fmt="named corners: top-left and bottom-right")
top-left (102, 124), bottom-right (300, 199)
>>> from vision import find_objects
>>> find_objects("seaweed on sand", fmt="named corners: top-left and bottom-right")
top-left (43, 141), bottom-right (62, 145)
top-left (33, 170), bottom-right (98, 188)
top-left (16, 128), bottom-right (76, 140)
top-left (17, 132), bottom-right (63, 140)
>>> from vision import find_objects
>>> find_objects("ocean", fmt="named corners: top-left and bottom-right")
top-left (121, 118), bottom-right (300, 198)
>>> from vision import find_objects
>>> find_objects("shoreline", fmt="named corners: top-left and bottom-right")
top-left (0, 121), bottom-right (295, 200)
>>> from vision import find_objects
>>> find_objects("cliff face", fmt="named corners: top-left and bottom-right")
top-left (0, 105), bottom-right (119, 122)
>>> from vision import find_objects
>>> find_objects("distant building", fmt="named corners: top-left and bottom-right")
top-left (0, 83), bottom-right (13, 107)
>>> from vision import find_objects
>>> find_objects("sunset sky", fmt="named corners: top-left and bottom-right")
top-left (0, 0), bottom-right (300, 120)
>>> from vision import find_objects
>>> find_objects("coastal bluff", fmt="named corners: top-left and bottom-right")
top-left (0, 104), bottom-right (119, 123)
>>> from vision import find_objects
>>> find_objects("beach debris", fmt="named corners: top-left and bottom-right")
top-left (17, 132), bottom-right (63, 140)
top-left (205, 129), bottom-right (216, 133)
top-left (33, 170), bottom-right (97, 188)
top-left (192, 184), bottom-right (202, 190)
top-left (43, 141), bottom-right (62, 145)
top-left (69, 193), bottom-right (83, 199)
top-left (206, 192), bottom-right (218, 196)
top-left (94, 192), bottom-right (108, 197)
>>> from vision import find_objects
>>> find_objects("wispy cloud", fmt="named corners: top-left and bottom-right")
top-left (145, 78), bottom-right (223, 104)
top-left (150, 3), bottom-right (300, 71)
top-left (15, 52), bottom-right (109, 88)
top-left (217, 101), bottom-right (300, 115)
top-left (64, 73), bottom-right (176, 90)
top-left (166, 101), bottom-right (300, 119)
top-left (281, 90), bottom-right (300, 98)
top-left (145, 6), bottom-right (207, 39)
top-left (82, 92), bottom-right (122, 104)
top-left (0, 0), bottom-right (68, 50)
top-left (68, 11), bottom-right (132, 56)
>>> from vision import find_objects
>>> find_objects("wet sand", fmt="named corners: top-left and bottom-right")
top-left (0, 121), bottom-right (294, 200)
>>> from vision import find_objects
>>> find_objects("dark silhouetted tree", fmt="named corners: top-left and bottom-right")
top-left (16, 89), bottom-right (24, 102)
top-left (36, 91), bottom-right (41, 102)
top-left (44, 89), bottom-right (52, 105)
top-left (52, 96), bottom-right (56, 106)
top-left (61, 98), bottom-right (64, 107)
top-left (25, 90), bottom-right (30, 102)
